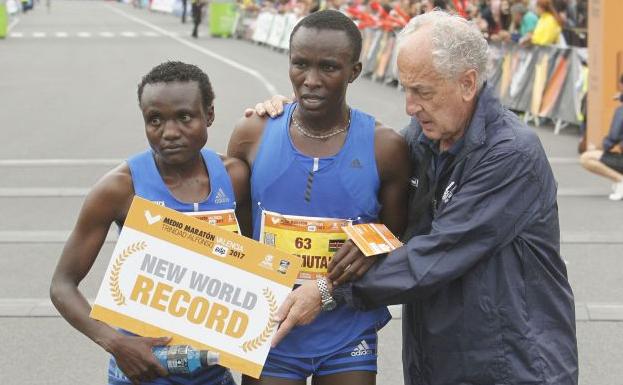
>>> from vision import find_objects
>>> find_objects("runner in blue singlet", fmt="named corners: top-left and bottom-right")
top-left (50, 61), bottom-right (250, 385)
top-left (228, 11), bottom-right (410, 385)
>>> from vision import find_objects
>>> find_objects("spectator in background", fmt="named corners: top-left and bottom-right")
top-left (510, 2), bottom-right (538, 42)
top-left (425, 0), bottom-right (448, 12)
top-left (181, 0), bottom-right (188, 23)
top-left (580, 75), bottom-right (623, 201)
top-left (489, 0), bottom-right (513, 41)
top-left (191, 0), bottom-right (205, 38)
top-left (528, 0), bottom-right (562, 45)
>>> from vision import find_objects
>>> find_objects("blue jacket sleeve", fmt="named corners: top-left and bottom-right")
top-left (336, 148), bottom-right (546, 309)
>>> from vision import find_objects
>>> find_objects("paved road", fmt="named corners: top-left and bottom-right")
top-left (1, 2), bottom-right (622, 384)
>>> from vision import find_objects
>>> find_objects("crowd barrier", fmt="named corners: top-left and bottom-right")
top-left (235, 11), bottom-right (587, 130)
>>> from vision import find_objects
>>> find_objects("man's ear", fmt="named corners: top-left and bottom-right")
top-left (205, 105), bottom-right (215, 127)
top-left (459, 69), bottom-right (478, 102)
top-left (349, 62), bottom-right (363, 83)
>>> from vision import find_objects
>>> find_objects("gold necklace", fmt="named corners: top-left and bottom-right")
top-left (292, 108), bottom-right (351, 140)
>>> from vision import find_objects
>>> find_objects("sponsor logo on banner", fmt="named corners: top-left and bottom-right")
top-left (260, 255), bottom-right (274, 270)
top-left (278, 260), bottom-right (290, 275)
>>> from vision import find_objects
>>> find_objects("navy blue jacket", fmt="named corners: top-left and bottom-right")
top-left (335, 86), bottom-right (578, 385)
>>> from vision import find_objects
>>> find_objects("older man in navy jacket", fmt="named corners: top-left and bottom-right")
top-left (268, 10), bottom-right (578, 385)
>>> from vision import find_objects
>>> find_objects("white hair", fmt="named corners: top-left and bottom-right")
top-left (399, 10), bottom-right (489, 90)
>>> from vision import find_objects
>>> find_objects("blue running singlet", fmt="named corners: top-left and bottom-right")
top-left (251, 103), bottom-right (391, 358)
top-left (128, 148), bottom-right (236, 212)
top-left (108, 148), bottom-right (237, 385)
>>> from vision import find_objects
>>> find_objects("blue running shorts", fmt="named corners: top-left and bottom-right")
top-left (260, 327), bottom-right (378, 380)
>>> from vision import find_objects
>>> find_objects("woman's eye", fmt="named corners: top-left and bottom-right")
top-left (180, 114), bottom-right (192, 122)
top-left (150, 117), bottom-right (161, 125)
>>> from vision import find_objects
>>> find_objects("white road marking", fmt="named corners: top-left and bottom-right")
top-left (8, 18), bottom-right (21, 32)
top-left (55, 32), bottom-right (68, 38)
top-left (105, 4), bottom-right (278, 95)
top-left (9, 32), bottom-right (23, 38)
top-left (99, 31), bottom-right (115, 38)
top-left (32, 32), bottom-right (46, 38)
top-left (0, 188), bottom-right (90, 197)
top-left (0, 184), bottom-right (608, 200)
top-left (77, 32), bottom-right (91, 38)
top-left (548, 157), bottom-right (579, 164)
top-left (121, 31), bottom-right (137, 37)
top-left (0, 159), bottom-right (122, 166)
top-left (0, 230), bottom-right (117, 243)
top-left (1, 299), bottom-right (621, 321)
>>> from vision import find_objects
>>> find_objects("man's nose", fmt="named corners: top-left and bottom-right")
top-left (405, 92), bottom-right (423, 116)
top-left (303, 68), bottom-right (321, 89)
top-left (162, 120), bottom-right (182, 139)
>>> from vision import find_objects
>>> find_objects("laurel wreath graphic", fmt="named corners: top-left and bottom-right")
top-left (109, 241), bottom-right (147, 306)
top-left (240, 288), bottom-right (278, 352)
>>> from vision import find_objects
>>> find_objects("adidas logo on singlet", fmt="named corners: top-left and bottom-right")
top-left (350, 158), bottom-right (363, 169)
top-left (351, 339), bottom-right (373, 356)
top-left (214, 188), bottom-right (230, 204)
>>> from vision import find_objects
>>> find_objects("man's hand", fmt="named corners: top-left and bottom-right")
top-left (271, 280), bottom-right (322, 347)
top-left (243, 95), bottom-right (293, 118)
top-left (328, 240), bottom-right (378, 286)
top-left (107, 334), bottom-right (171, 385)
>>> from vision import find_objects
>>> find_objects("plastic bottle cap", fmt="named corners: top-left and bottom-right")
top-left (200, 350), bottom-right (220, 366)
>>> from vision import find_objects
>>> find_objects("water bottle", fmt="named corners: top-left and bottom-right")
top-left (152, 345), bottom-right (220, 375)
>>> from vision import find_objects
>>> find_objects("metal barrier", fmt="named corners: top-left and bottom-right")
top-left (236, 11), bottom-right (587, 130)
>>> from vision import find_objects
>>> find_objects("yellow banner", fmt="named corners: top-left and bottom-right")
top-left (90, 197), bottom-right (301, 378)
top-left (259, 211), bottom-right (350, 284)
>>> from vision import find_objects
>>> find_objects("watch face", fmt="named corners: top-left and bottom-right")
top-left (322, 300), bottom-right (337, 311)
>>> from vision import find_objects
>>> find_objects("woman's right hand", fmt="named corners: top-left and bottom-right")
top-left (107, 334), bottom-right (171, 385)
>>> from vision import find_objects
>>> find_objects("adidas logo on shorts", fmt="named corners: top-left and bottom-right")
top-left (214, 188), bottom-right (230, 204)
top-left (351, 339), bottom-right (373, 356)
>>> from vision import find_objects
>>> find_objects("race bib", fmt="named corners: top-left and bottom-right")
top-left (185, 209), bottom-right (241, 234)
top-left (259, 210), bottom-right (351, 284)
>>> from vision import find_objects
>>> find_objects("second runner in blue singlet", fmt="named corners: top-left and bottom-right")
top-left (251, 103), bottom-right (390, 379)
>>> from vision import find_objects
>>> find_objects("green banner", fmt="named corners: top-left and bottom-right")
top-left (0, 4), bottom-right (8, 39)
top-left (209, 2), bottom-right (238, 38)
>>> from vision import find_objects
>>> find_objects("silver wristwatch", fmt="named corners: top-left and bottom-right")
top-left (317, 277), bottom-right (337, 312)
